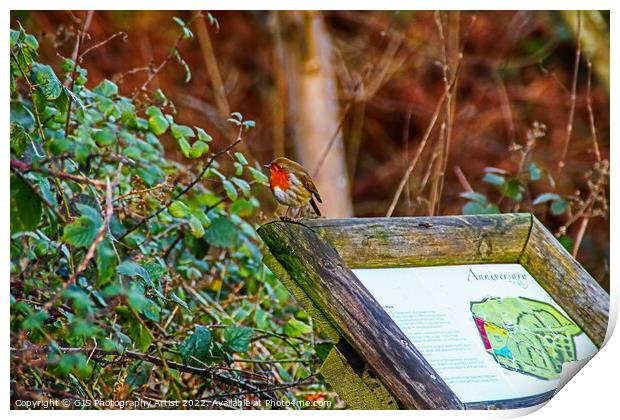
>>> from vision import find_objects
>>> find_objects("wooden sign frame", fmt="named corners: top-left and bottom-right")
top-left (258, 213), bottom-right (609, 410)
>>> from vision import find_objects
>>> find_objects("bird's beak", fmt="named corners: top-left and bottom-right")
top-left (263, 164), bottom-right (270, 169)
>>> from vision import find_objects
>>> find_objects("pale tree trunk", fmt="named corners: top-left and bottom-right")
top-left (279, 11), bottom-right (353, 217)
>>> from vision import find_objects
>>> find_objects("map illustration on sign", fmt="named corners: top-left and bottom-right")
top-left (471, 297), bottom-right (582, 380)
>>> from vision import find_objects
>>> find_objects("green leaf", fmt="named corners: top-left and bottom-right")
top-left (93, 128), bottom-right (116, 146)
top-left (234, 152), bottom-right (248, 165)
top-left (224, 326), bottom-right (253, 353)
top-left (62, 204), bottom-right (101, 247)
top-left (459, 191), bottom-right (488, 203)
top-left (204, 217), bottom-right (238, 248)
top-left (463, 201), bottom-right (500, 215)
top-left (222, 180), bottom-right (238, 201)
top-left (171, 124), bottom-right (195, 140)
top-left (172, 16), bottom-right (186, 27)
top-left (502, 179), bottom-right (523, 201)
top-left (558, 235), bottom-right (574, 252)
top-left (48, 138), bottom-right (74, 156)
top-left (93, 79), bottom-right (118, 97)
top-left (117, 261), bottom-right (153, 287)
top-left (284, 319), bottom-right (312, 338)
top-left (179, 325), bottom-right (212, 366)
top-left (169, 291), bottom-right (189, 310)
top-left (169, 200), bottom-right (190, 218)
top-left (126, 283), bottom-right (149, 312)
top-left (148, 115), bottom-right (169, 135)
top-left (482, 172), bottom-right (505, 186)
top-left (248, 167), bottom-right (269, 186)
top-left (146, 106), bottom-right (163, 117)
top-left (532, 193), bottom-right (561, 205)
top-left (550, 198), bottom-right (568, 215)
top-left (528, 162), bottom-right (542, 181)
top-left (96, 238), bottom-right (116, 286)
top-left (143, 299), bottom-right (161, 322)
top-left (188, 214), bottom-right (205, 238)
top-left (195, 127), bottom-right (213, 142)
top-left (23, 310), bottom-right (49, 331)
top-left (127, 320), bottom-right (153, 352)
top-left (231, 177), bottom-right (251, 198)
top-left (30, 63), bottom-right (62, 100)
top-left (189, 140), bottom-right (209, 158)
top-left (10, 123), bottom-right (30, 157)
top-left (178, 138), bottom-right (191, 158)
top-left (484, 167), bottom-right (509, 174)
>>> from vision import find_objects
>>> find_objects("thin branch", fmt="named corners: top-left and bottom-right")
top-left (64, 11), bottom-right (94, 140)
top-left (571, 201), bottom-right (593, 257)
top-left (11, 345), bottom-right (278, 402)
top-left (453, 166), bottom-right (473, 192)
top-left (10, 159), bottom-right (106, 188)
top-left (556, 10), bottom-right (581, 181)
top-left (585, 60), bottom-right (601, 162)
top-left (79, 32), bottom-right (127, 61)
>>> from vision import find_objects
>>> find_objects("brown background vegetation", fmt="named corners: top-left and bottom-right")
top-left (13, 10), bottom-right (610, 289)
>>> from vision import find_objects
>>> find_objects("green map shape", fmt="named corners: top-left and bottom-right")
top-left (470, 297), bottom-right (582, 380)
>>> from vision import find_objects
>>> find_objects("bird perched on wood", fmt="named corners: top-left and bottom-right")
top-left (264, 157), bottom-right (322, 219)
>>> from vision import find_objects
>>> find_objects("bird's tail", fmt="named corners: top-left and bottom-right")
top-left (309, 197), bottom-right (322, 216)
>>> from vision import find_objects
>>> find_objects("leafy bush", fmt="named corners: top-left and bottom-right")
top-left (10, 22), bottom-right (327, 407)
top-left (459, 121), bottom-right (608, 252)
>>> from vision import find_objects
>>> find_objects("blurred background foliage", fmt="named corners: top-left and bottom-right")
top-left (10, 10), bottom-right (609, 409)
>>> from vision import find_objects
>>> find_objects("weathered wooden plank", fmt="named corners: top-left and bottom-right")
top-left (302, 214), bottom-right (531, 268)
top-left (319, 343), bottom-right (399, 409)
top-left (258, 221), bottom-right (464, 410)
top-left (263, 252), bottom-right (341, 343)
top-left (519, 217), bottom-right (609, 347)
top-left (264, 251), bottom-right (399, 408)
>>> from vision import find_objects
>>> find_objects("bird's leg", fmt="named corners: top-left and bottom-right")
top-left (280, 206), bottom-right (292, 221)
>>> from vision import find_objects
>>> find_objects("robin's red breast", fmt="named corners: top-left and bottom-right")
top-left (264, 157), bottom-right (322, 217)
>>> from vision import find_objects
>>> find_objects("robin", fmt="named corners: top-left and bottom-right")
top-left (264, 157), bottom-right (322, 219)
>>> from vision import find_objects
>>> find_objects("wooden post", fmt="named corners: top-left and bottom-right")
top-left (520, 216), bottom-right (609, 347)
top-left (259, 221), bottom-right (464, 409)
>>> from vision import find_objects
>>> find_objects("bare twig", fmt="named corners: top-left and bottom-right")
top-left (433, 13), bottom-right (476, 215)
top-left (572, 201), bottom-right (593, 257)
top-left (453, 166), bottom-right (473, 192)
top-left (585, 60), bottom-right (601, 162)
top-left (10, 159), bottom-right (106, 188)
top-left (79, 32), bottom-right (127, 61)
top-left (64, 11), bottom-right (94, 140)
top-left (556, 10), bottom-right (581, 181)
